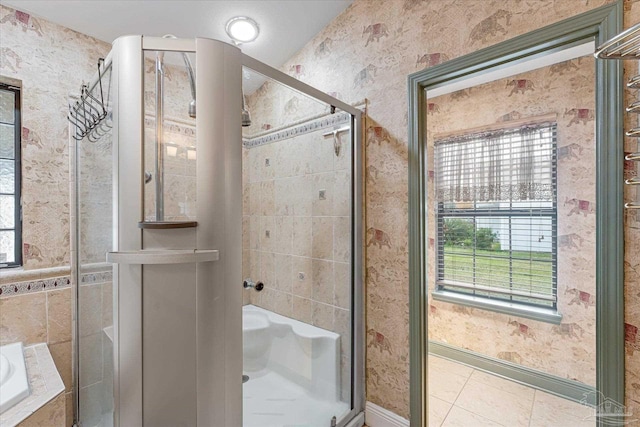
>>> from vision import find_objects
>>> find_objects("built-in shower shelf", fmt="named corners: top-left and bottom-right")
top-left (106, 249), bottom-right (219, 264)
top-left (138, 221), bottom-right (198, 229)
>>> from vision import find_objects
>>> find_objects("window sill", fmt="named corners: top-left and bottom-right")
top-left (431, 289), bottom-right (563, 324)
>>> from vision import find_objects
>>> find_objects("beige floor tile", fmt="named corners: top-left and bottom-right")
top-left (530, 391), bottom-right (595, 427)
top-left (442, 406), bottom-right (505, 427)
top-left (428, 366), bottom-right (470, 404)
top-left (429, 396), bottom-right (452, 427)
top-left (454, 379), bottom-right (533, 427)
top-left (468, 370), bottom-right (535, 397)
top-left (429, 356), bottom-right (474, 379)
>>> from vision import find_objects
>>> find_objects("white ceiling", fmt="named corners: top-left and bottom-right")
top-left (2, 0), bottom-right (352, 69)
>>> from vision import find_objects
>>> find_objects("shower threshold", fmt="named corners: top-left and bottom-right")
top-left (243, 369), bottom-right (349, 427)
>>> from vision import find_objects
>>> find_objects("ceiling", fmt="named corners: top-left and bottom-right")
top-left (2, 0), bottom-right (352, 69)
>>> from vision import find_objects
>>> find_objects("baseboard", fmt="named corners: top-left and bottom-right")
top-left (429, 341), bottom-right (597, 405)
top-left (365, 402), bottom-right (409, 427)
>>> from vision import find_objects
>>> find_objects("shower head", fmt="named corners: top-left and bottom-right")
top-left (162, 35), bottom-right (196, 118)
top-left (242, 108), bottom-right (252, 127)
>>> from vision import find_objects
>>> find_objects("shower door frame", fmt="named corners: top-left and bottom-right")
top-left (240, 54), bottom-right (366, 427)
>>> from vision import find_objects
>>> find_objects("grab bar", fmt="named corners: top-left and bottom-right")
top-left (106, 249), bottom-right (219, 264)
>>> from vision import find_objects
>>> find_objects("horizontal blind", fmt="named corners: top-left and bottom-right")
top-left (434, 123), bottom-right (557, 308)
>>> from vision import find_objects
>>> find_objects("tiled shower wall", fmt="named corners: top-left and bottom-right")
top-left (242, 121), bottom-right (352, 399)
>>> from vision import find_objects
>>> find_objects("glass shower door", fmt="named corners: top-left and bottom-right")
top-left (74, 64), bottom-right (115, 427)
top-left (241, 66), bottom-right (356, 427)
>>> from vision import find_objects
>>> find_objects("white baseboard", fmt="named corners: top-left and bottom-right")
top-left (364, 402), bottom-right (409, 427)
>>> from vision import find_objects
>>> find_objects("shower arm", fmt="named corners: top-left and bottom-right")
top-left (162, 35), bottom-right (196, 103)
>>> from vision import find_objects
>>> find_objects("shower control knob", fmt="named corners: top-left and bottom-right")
top-left (243, 279), bottom-right (264, 291)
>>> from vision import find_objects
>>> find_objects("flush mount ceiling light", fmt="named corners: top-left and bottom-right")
top-left (225, 16), bottom-right (260, 44)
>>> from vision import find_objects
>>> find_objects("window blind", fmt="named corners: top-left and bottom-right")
top-left (434, 122), bottom-right (557, 308)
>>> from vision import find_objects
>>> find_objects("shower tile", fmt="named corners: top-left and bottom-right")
top-left (46, 288), bottom-right (71, 344)
top-left (293, 176), bottom-right (314, 216)
top-left (292, 296), bottom-right (312, 324)
top-left (275, 178), bottom-right (293, 215)
top-left (260, 180), bottom-right (275, 216)
top-left (309, 132), bottom-right (334, 174)
top-left (79, 283), bottom-right (102, 337)
top-left (79, 332), bottom-right (103, 388)
top-left (243, 250), bottom-right (251, 280)
top-left (249, 182), bottom-right (261, 216)
top-left (274, 216), bottom-right (293, 254)
top-left (312, 173), bottom-right (335, 216)
top-left (18, 391), bottom-right (66, 427)
top-left (290, 134), bottom-right (312, 177)
top-left (311, 259), bottom-right (334, 305)
top-left (250, 250), bottom-right (261, 280)
top-left (333, 262), bottom-right (351, 309)
top-left (102, 282), bottom-right (113, 328)
top-left (0, 292), bottom-right (47, 346)
top-left (333, 217), bottom-right (351, 263)
top-left (291, 256), bottom-right (312, 299)
top-left (311, 301), bottom-right (334, 331)
top-left (250, 216), bottom-right (260, 250)
top-left (333, 170), bottom-right (351, 217)
top-left (260, 216), bottom-right (275, 252)
top-left (242, 216), bottom-right (250, 249)
top-left (274, 139), bottom-right (294, 179)
top-left (248, 146), bottom-right (261, 183)
top-left (292, 217), bottom-right (312, 257)
top-left (259, 252), bottom-right (276, 289)
top-left (243, 183), bottom-right (250, 216)
top-left (260, 144), bottom-right (276, 181)
top-left (274, 254), bottom-right (293, 293)
top-left (312, 217), bottom-right (334, 260)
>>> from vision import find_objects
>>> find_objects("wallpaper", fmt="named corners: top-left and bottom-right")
top-left (426, 58), bottom-right (597, 384)
top-left (0, 5), bottom-right (111, 270)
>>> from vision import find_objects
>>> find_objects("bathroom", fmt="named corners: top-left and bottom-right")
top-left (0, 0), bottom-right (639, 426)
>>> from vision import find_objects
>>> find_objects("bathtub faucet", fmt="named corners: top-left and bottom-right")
top-left (243, 279), bottom-right (264, 291)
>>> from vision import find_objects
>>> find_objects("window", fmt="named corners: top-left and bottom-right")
top-left (0, 83), bottom-right (21, 268)
top-left (434, 122), bottom-right (557, 311)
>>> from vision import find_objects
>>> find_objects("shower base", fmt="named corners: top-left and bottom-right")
top-left (243, 368), bottom-right (349, 427)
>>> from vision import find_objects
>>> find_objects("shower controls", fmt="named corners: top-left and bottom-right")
top-left (243, 279), bottom-right (264, 291)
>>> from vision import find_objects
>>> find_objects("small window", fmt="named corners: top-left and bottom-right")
top-left (0, 83), bottom-right (22, 268)
top-left (434, 122), bottom-right (557, 310)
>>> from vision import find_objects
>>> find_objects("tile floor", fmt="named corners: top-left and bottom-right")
top-left (428, 356), bottom-right (595, 427)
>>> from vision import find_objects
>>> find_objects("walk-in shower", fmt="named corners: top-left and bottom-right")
top-left (70, 35), bottom-right (363, 427)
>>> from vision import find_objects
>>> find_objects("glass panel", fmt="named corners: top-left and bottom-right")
top-left (0, 89), bottom-right (14, 124)
top-left (77, 64), bottom-right (114, 426)
top-left (0, 194), bottom-right (14, 228)
top-left (242, 66), bottom-right (353, 426)
top-left (0, 123), bottom-right (15, 159)
top-left (0, 230), bottom-right (15, 264)
top-left (143, 50), bottom-right (197, 222)
top-left (0, 159), bottom-right (15, 193)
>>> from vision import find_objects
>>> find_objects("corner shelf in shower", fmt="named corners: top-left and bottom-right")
top-left (138, 221), bottom-right (198, 229)
top-left (106, 249), bottom-right (219, 264)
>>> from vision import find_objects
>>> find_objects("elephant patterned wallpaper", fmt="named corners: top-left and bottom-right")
top-left (252, 0), bottom-right (640, 418)
top-left (425, 57), bottom-right (597, 385)
top-left (0, 5), bottom-right (110, 271)
top-left (3, 0), bottom-right (640, 422)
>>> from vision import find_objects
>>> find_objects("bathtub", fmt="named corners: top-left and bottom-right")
top-left (243, 305), bottom-right (349, 426)
top-left (0, 342), bottom-right (30, 415)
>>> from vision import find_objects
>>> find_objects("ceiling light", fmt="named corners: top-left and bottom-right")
top-left (225, 16), bottom-right (260, 44)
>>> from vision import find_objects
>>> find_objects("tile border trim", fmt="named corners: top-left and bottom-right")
top-left (0, 270), bottom-right (112, 298)
top-left (242, 112), bottom-right (351, 148)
